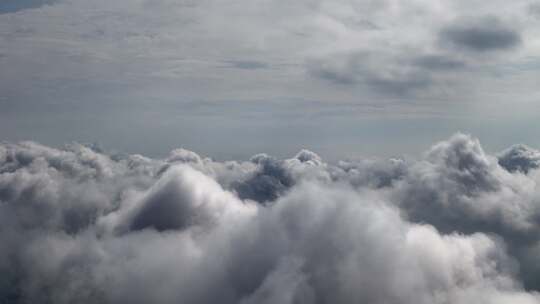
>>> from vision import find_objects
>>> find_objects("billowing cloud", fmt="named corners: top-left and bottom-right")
top-left (2, 135), bottom-right (540, 303)
top-left (498, 144), bottom-right (540, 174)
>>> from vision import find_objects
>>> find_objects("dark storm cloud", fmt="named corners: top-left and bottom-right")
top-left (439, 16), bottom-right (522, 52)
top-left (2, 136), bottom-right (540, 303)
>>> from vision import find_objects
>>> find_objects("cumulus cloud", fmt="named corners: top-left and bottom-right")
top-left (498, 144), bottom-right (540, 174)
top-left (2, 135), bottom-right (540, 303)
top-left (232, 154), bottom-right (294, 204)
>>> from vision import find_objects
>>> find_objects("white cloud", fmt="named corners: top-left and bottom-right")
top-left (2, 134), bottom-right (540, 302)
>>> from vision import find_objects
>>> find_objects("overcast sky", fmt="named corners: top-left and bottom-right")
top-left (1, 0), bottom-right (540, 160)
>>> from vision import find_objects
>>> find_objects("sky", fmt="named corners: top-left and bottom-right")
top-left (4, 2), bottom-right (540, 302)
top-left (1, 0), bottom-right (540, 160)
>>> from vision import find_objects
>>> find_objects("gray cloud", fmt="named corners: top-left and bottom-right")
top-left (306, 52), bottom-right (434, 96)
top-left (0, 0), bottom-right (539, 157)
top-left (528, 2), bottom-right (540, 18)
top-left (0, 0), bottom-right (55, 14)
top-left (2, 135), bottom-right (540, 302)
top-left (1, 4), bottom-right (540, 303)
top-left (412, 55), bottom-right (467, 70)
top-left (391, 134), bottom-right (540, 289)
top-left (232, 154), bottom-right (294, 204)
top-left (498, 144), bottom-right (540, 173)
top-left (224, 60), bottom-right (270, 70)
top-left (439, 16), bottom-right (522, 52)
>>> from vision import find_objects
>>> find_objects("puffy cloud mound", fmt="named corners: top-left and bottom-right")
top-left (1, 135), bottom-right (540, 303)
top-left (498, 144), bottom-right (540, 174)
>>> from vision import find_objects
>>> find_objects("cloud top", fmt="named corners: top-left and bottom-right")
top-left (2, 135), bottom-right (540, 303)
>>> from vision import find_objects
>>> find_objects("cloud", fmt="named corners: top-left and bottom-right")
top-left (0, 0), bottom-right (55, 14)
top-left (412, 55), bottom-right (467, 70)
top-left (128, 165), bottom-right (254, 232)
top-left (306, 52), bottom-right (434, 96)
top-left (166, 148), bottom-right (203, 164)
top-left (2, 135), bottom-right (540, 302)
top-left (224, 60), bottom-right (270, 70)
top-left (0, 0), bottom-right (539, 152)
top-left (439, 16), bottom-right (522, 52)
top-left (232, 154), bottom-right (294, 204)
top-left (498, 144), bottom-right (540, 174)
top-left (1, 3), bottom-right (540, 303)
top-left (391, 134), bottom-right (540, 289)
top-left (527, 2), bottom-right (540, 18)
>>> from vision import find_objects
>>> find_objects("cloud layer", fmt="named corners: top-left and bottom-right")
top-left (2, 134), bottom-right (540, 303)
top-left (1, 0), bottom-right (540, 158)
